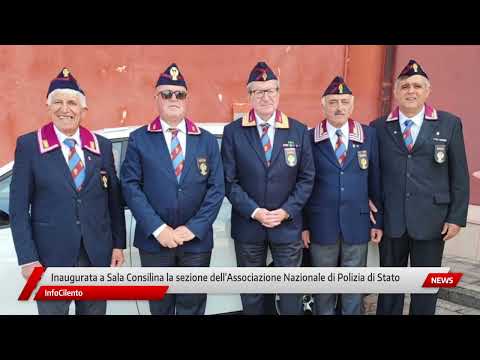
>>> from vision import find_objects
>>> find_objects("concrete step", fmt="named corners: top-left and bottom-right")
top-left (438, 286), bottom-right (480, 310)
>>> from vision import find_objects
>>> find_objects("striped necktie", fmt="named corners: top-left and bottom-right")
top-left (169, 128), bottom-right (185, 182)
top-left (335, 129), bottom-right (347, 166)
top-left (403, 119), bottom-right (414, 152)
top-left (260, 122), bottom-right (272, 166)
top-left (63, 138), bottom-right (85, 191)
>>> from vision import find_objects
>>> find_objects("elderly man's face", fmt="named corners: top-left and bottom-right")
top-left (48, 91), bottom-right (86, 136)
top-left (249, 80), bottom-right (280, 120)
top-left (155, 85), bottom-right (188, 125)
top-left (394, 75), bottom-right (430, 115)
top-left (322, 94), bottom-right (354, 128)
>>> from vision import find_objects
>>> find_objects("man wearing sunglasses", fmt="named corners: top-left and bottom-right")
top-left (221, 61), bottom-right (315, 315)
top-left (121, 63), bottom-right (225, 315)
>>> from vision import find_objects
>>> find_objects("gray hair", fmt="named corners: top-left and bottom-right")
top-left (46, 89), bottom-right (87, 108)
top-left (247, 79), bottom-right (280, 94)
top-left (394, 77), bottom-right (431, 91)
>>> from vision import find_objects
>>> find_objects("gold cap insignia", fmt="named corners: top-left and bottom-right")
top-left (339, 84), bottom-right (343, 94)
top-left (170, 67), bottom-right (179, 81)
top-left (62, 68), bottom-right (70, 78)
top-left (262, 71), bottom-right (267, 81)
top-left (412, 63), bottom-right (418, 73)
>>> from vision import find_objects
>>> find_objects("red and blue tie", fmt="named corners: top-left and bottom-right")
top-left (169, 128), bottom-right (185, 182)
top-left (63, 138), bottom-right (85, 191)
top-left (403, 119), bottom-right (414, 152)
top-left (260, 123), bottom-right (272, 166)
top-left (335, 129), bottom-right (347, 166)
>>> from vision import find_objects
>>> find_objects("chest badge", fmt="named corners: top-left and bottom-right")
top-left (284, 148), bottom-right (297, 167)
top-left (197, 157), bottom-right (209, 176)
top-left (357, 150), bottom-right (368, 170)
top-left (434, 144), bottom-right (447, 164)
top-left (100, 170), bottom-right (109, 190)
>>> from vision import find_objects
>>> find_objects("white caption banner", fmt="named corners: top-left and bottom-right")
top-left (37, 267), bottom-right (450, 294)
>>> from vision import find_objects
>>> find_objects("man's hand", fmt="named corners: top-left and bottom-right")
top-left (155, 226), bottom-right (178, 248)
top-left (441, 223), bottom-right (461, 241)
top-left (21, 261), bottom-right (42, 280)
top-left (302, 230), bottom-right (311, 249)
top-left (267, 209), bottom-right (289, 226)
top-left (173, 226), bottom-right (196, 245)
top-left (370, 228), bottom-right (383, 244)
top-left (369, 199), bottom-right (378, 225)
top-left (254, 208), bottom-right (276, 228)
top-left (111, 249), bottom-right (124, 267)
top-left (255, 208), bottom-right (289, 228)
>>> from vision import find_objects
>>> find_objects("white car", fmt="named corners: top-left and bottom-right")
top-left (0, 123), bottom-right (379, 315)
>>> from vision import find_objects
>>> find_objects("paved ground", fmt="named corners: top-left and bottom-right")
top-left (361, 255), bottom-right (480, 315)
top-left (363, 293), bottom-right (480, 315)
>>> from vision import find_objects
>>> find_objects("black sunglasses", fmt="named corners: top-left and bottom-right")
top-left (158, 90), bottom-right (188, 100)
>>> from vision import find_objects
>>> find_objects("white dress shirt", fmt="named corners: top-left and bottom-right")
top-left (153, 118), bottom-right (187, 238)
top-left (399, 106), bottom-right (425, 146)
top-left (251, 111), bottom-right (277, 219)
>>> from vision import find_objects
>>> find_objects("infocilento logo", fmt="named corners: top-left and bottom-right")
top-left (18, 267), bottom-right (463, 301)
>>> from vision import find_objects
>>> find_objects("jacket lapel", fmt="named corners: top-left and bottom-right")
top-left (342, 142), bottom-right (357, 169)
top-left (269, 128), bottom-right (288, 166)
top-left (313, 120), bottom-right (341, 169)
top-left (411, 116), bottom-right (439, 153)
top-left (79, 151), bottom-right (99, 191)
top-left (48, 148), bottom-right (77, 192)
top-left (343, 119), bottom-right (365, 169)
top-left (317, 139), bottom-right (341, 169)
top-left (243, 125), bottom-right (268, 168)
top-left (180, 133), bottom-right (199, 184)
top-left (386, 120), bottom-right (408, 153)
top-left (159, 132), bottom-right (178, 181)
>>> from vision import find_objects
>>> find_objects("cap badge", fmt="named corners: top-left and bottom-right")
top-left (170, 67), bottom-right (179, 81)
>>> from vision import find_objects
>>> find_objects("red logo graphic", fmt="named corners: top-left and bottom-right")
top-left (422, 273), bottom-right (463, 288)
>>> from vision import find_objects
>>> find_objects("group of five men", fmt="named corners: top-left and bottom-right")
top-left (10, 58), bottom-right (469, 315)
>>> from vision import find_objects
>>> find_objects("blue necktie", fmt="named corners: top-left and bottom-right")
top-left (63, 138), bottom-right (85, 191)
top-left (335, 129), bottom-right (347, 166)
top-left (403, 119), bottom-right (414, 152)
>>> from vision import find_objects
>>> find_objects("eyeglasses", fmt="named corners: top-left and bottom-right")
top-left (157, 90), bottom-right (188, 100)
top-left (249, 88), bottom-right (279, 98)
